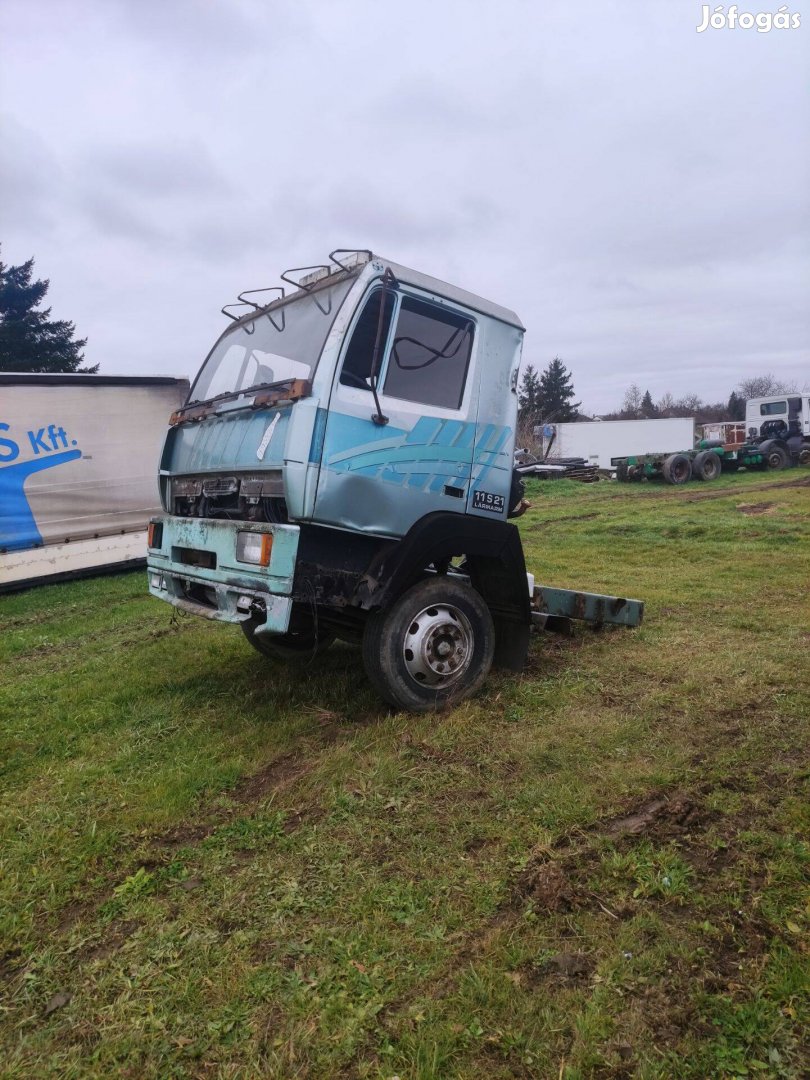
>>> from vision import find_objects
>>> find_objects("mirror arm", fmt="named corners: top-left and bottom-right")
top-left (369, 267), bottom-right (398, 426)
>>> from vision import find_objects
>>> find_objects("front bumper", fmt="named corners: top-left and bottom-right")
top-left (146, 516), bottom-right (299, 635)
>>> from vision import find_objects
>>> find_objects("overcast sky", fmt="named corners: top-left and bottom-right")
top-left (1, 0), bottom-right (808, 414)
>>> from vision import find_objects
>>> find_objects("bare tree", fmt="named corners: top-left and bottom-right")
top-left (677, 393), bottom-right (703, 415)
top-left (622, 384), bottom-right (642, 418)
top-left (738, 374), bottom-right (797, 399)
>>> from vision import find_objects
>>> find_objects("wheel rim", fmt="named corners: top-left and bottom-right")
top-left (402, 603), bottom-right (474, 689)
top-left (767, 450), bottom-right (783, 468)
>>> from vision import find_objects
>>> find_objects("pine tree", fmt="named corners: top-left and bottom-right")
top-left (518, 363), bottom-right (542, 424)
top-left (538, 357), bottom-right (580, 422)
top-left (727, 391), bottom-right (745, 421)
top-left (640, 389), bottom-right (658, 418)
top-left (0, 250), bottom-right (94, 373)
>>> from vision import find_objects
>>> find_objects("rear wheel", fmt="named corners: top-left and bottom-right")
top-left (241, 618), bottom-right (335, 662)
top-left (693, 450), bottom-right (722, 481)
top-left (764, 444), bottom-right (789, 471)
top-left (362, 577), bottom-right (495, 712)
top-left (798, 444), bottom-right (810, 466)
top-left (662, 453), bottom-right (692, 485)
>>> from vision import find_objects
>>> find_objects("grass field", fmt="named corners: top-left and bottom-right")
top-left (1, 470), bottom-right (808, 1079)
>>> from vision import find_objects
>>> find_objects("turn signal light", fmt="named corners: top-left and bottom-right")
top-left (147, 521), bottom-right (163, 549)
top-left (236, 531), bottom-right (273, 567)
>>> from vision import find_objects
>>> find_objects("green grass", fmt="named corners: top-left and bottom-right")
top-left (1, 469), bottom-right (808, 1078)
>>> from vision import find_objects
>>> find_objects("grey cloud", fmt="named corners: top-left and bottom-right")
top-left (106, 0), bottom-right (292, 58)
top-left (0, 116), bottom-right (61, 236)
top-left (86, 139), bottom-right (232, 199)
top-left (75, 187), bottom-right (169, 246)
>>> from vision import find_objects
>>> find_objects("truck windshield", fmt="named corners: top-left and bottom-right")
top-left (189, 276), bottom-right (355, 404)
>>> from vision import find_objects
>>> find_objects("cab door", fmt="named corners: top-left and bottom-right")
top-left (313, 283), bottom-right (478, 538)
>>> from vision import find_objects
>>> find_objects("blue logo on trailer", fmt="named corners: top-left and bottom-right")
top-left (0, 422), bottom-right (81, 552)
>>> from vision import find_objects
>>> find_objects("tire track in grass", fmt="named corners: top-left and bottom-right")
top-left (52, 711), bottom-right (382, 940)
top-left (363, 780), bottom-right (785, 1060)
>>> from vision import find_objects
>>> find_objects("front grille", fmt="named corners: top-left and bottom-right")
top-left (202, 476), bottom-right (238, 496)
top-left (170, 472), bottom-right (287, 524)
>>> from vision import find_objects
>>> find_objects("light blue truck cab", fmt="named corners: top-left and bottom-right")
top-left (148, 250), bottom-right (642, 710)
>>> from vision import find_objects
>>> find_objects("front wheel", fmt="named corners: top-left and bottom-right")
top-left (362, 577), bottom-right (495, 713)
top-left (241, 618), bottom-right (335, 662)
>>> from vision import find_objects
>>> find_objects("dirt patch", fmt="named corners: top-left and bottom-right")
top-left (0, 947), bottom-right (23, 985)
top-left (229, 753), bottom-right (310, 804)
top-left (463, 835), bottom-right (497, 856)
top-left (151, 821), bottom-right (216, 850)
top-left (281, 806), bottom-right (323, 834)
top-left (152, 752), bottom-right (315, 851)
top-left (520, 951), bottom-right (594, 987)
top-left (80, 918), bottom-right (142, 962)
top-left (514, 859), bottom-right (575, 911)
top-left (601, 792), bottom-right (702, 840)
top-left (736, 502), bottom-right (777, 516)
top-left (57, 898), bottom-right (96, 934)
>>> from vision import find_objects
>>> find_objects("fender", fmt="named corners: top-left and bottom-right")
top-left (355, 511), bottom-right (531, 671)
top-left (757, 438), bottom-right (790, 455)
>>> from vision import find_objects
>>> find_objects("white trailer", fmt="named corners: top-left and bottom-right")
top-left (538, 418), bottom-right (695, 471)
top-left (0, 374), bottom-right (188, 590)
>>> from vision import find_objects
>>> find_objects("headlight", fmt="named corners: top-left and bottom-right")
top-left (236, 531), bottom-right (273, 566)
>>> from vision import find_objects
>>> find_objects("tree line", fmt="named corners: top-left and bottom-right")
top-left (518, 358), bottom-right (800, 433)
top-left (605, 376), bottom-right (800, 424)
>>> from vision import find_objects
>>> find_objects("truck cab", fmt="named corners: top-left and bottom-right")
top-left (147, 250), bottom-right (642, 710)
top-left (147, 251), bottom-right (531, 709)
top-left (745, 394), bottom-right (810, 469)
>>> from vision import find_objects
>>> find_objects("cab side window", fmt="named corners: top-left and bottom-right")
top-left (339, 289), bottom-right (394, 389)
top-left (384, 297), bottom-right (473, 410)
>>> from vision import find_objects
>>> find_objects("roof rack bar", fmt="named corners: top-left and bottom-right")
top-left (221, 303), bottom-right (256, 332)
top-left (237, 286), bottom-right (285, 310)
top-left (279, 265), bottom-right (334, 315)
top-left (329, 248), bottom-right (373, 272)
top-left (279, 265), bottom-right (332, 291)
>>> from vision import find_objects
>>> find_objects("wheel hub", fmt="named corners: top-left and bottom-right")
top-left (402, 604), bottom-right (473, 688)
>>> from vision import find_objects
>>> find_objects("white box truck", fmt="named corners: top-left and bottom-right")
top-left (538, 417), bottom-right (696, 471)
top-left (0, 374), bottom-right (188, 590)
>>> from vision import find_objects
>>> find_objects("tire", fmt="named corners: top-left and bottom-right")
top-left (693, 450), bottom-right (722, 482)
top-left (763, 443), bottom-right (789, 471)
top-left (362, 576), bottom-right (495, 713)
top-left (662, 453), bottom-right (692, 485)
top-left (508, 469), bottom-right (527, 518)
top-left (797, 444), bottom-right (810, 467)
top-left (616, 461), bottom-right (629, 483)
top-left (241, 618), bottom-right (335, 662)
